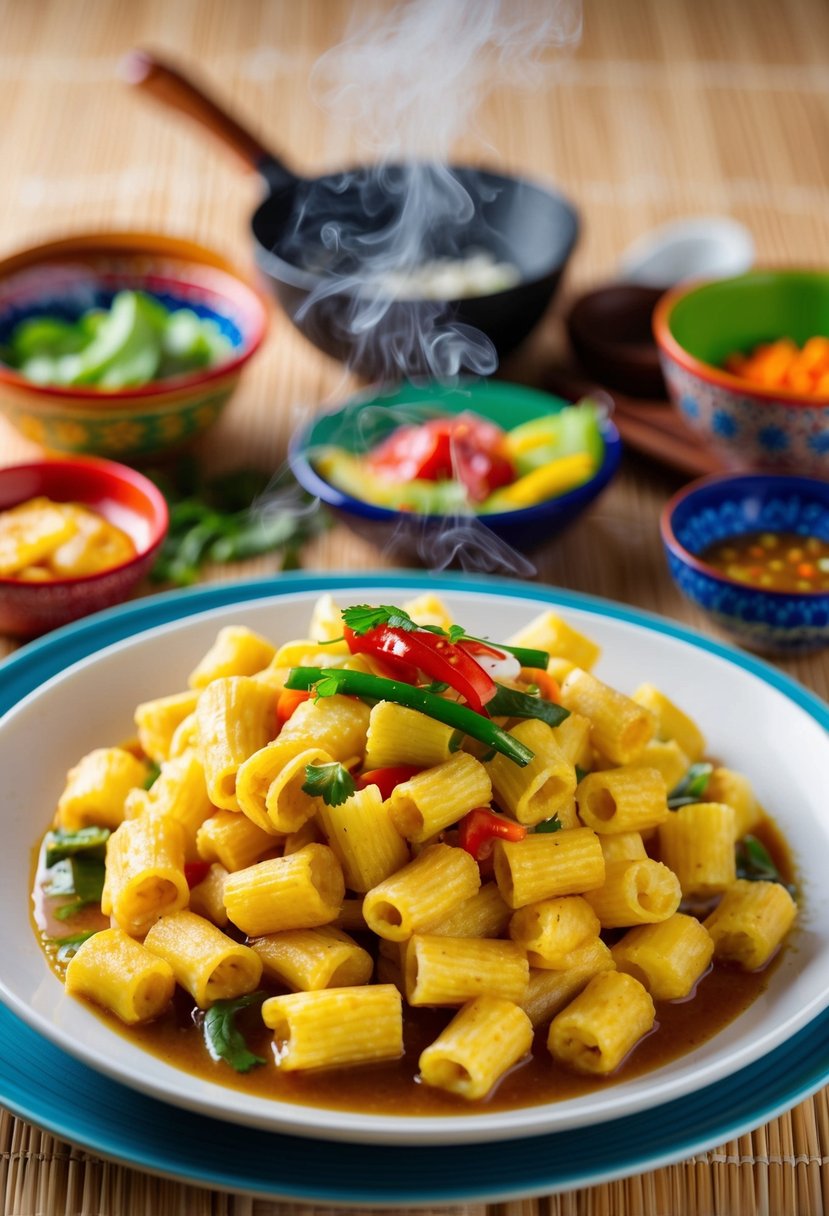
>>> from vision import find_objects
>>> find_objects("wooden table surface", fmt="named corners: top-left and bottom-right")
top-left (1, 2), bottom-right (828, 1213)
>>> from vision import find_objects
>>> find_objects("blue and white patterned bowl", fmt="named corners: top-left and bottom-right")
top-left (661, 473), bottom-right (829, 655)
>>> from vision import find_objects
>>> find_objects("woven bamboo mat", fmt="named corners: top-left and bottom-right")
top-left (1, 1), bottom-right (829, 1212)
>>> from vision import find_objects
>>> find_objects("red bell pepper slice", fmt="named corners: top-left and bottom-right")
top-left (276, 687), bottom-right (311, 728)
top-left (356, 765), bottom-right (423, 800)
top-left (366, 413), bottom-right (516, 503)
top-left (343, 624), bottom-right (496, 715)
top-left (458, 807), bottom-right (527, 861)
top-left (184, 861), bottom-right (212, 889)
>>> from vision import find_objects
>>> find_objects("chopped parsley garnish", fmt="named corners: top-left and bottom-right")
top-left (534, 814), bottom-right (563, 834)
top-left (302, 761), bottom-right (356, 807)
top-left (736, 835), bottom-right (795, 894)
top-left (667, 762), bottom-right (713, 809)
top-left (203, 993), bottom-right (267, 1073)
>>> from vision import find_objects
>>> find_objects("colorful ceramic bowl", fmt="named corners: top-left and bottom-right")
top-left (289, 380), bottom-right (621, 564)
top-left (653, 270), bottom-right (829, 476)
top-left (0, 457), bottom-right (168, 637)
top-left (661, 472), bottom-right (829, 655)
top-left (0, 232), bottom-right (267, 460)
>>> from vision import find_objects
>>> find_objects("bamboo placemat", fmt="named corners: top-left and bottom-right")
top-left (1, 1), bottom-right (828, 1212)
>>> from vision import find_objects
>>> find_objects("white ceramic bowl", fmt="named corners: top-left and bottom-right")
top-left (0, 582), bottom-right (827, 1146)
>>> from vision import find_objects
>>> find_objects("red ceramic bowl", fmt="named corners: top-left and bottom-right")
top-left (0, 457), bottom-right (168, 638)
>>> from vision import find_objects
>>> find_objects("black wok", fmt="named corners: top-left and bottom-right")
top-left (124, 51), bottom-right (579, 381)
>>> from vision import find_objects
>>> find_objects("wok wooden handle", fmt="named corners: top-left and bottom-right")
top-left (121, 49), bottom-right (280, 176)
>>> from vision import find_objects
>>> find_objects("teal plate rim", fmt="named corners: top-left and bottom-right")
top-left (2, 570), bottom-right (828, 1206)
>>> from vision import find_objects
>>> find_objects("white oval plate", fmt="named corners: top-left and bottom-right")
top-left (0, 574), bottom-right (827, 1146)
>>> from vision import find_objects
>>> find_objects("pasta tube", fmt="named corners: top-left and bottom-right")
top-left (521, 939), bottom-right (615, 1027)
top-left (250, 926), bottom-right (373, 991)
top-left (583, 858), bottom-right (681, 928)
top-left (404, 934), bottom-right (529, 1006)
top-left (188, 626), bottom-right (276, 689)
top-left (548, 971), bottom-right (655, 1074)
top-left (430, 883), bottom-right (511, 939)
top-left (632, 683), bottom-right (705, 763)
top-left (640, 739), bottom-right (690, 794)
top-left (419, 997), bottom-right (533, 1100)
top-left (65, 928), bottom-right (175, 1025)
top-left (143, 910), bottom-right (263, 1007)
top-left (507, 610), bottom-right (601, 671)
top-left (188, 863), bottom-right (230, 928)
top-left (102, 815), bottom-right (189, 937)
top-left (57, 747), bottom-right (149, 832)
top-left (262, 985), bottom-right (403, 1071)
top-left (277, 694), bottom-right (370, 764)
top-left (363, 843), bottom-right (480, 941)
top-left (706, 768), bottom-right (762, 838)
top-left (316, 783), bottom-right (409, 893)
top-left (196, 676), bottom-right (276, 811)
top-left (364, 701), bottom-right (457, 770)
top-left (134, 690), bottom-right (199, 764)
top-left (485, 719), bottom-right (576, 826)
top-left (196, 809), bottom-right (278, 872)
top-left (612, 913), bottom-right (714, 999)
top-left (576, 767), bottom-right (668, 834)
top-left (703, 879), bottom-right (797, 970)
top-left (657, 802), bottom-right (737, 898)
top-left (388, 751), bottom-right (492, 842)
top-left (493, 828), bottom-right (605, 909)
top-left (509, 896), bottom-right (601, 969)
top-left (560, 670), bottom-right (655, 765)
top-left (223, 843), bottom-right (344, 937)
top-left (235, 739), bottom-right (326, 833)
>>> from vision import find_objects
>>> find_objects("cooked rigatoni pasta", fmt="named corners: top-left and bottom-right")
top-left (316, 782), bottom-right (409, 893)
top-left (521, 938), bottom-right (616, 1027)
top-left (560, 669), bottom-right (655, 765)
top-left (419, 996), bottom-right (533, 1100)
top-left (65, 928), bottom-right (175, 1025)
top-left (276, 694), bottom-right (370, 765)
top-left (143, 910), bottom-right (263, 1007)
top-left (57, 747), bottom-right (149, 831)
top-left (102, 814), bottom-right (189, 937)
top-left (262, 985), bottom-right (403, 1070)
top-left (509, 896), bottom-right (601, 969)
top-left (430, 882), bottom-right (511, 939)
top-left (196, 809), bottom-right (278, 872)
top-left (632, 683), bottom-right (706, 763)
top-left (404, 934), bottom-right (529, 1006)
top-left (493, 828), bottom-right (605, 909)
top-left (134, 690), bottom-right (199, 764)
top-left (611, 913), bottom-right (714, 999)
top-left (188, 626), bottom-right (277, 689)
top-left (364, 701), bottom-right (456, 770)
top-left (188, 862), bottom-right (230, 927)
top-left (223, 843), bottom-right (344, 936)
top-left (583, 858), bottom-right (681, 928)
top-left (250, 926), bottom-right (373, 991)
top-left (39, 600), bottom-right (799, 1114)
top-left (576, 767), bottom-right (668, 835)
top-left (703, 879), bottom-right (797, 970)
top-left (485, 719), bottom-right (576, 827)
top-left (548, 970), bottom-right (655, 1074)
top-left (508, 610), bottom-right (601, 671)
top-left (658, 802), bottom-right (737, 898)
top-left (388, 751), bottom-right (492, 842)
top-left (363, 842), bottom-right (480, 941)
top-left (196, 676), bottom-right (276, 811)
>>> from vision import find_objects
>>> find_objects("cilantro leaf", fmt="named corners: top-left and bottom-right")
top-left (45, 826), bottom-right (110, 867)
top-left (302, 761), bottom-right (356, 807)
top-left (46, 856), bottom-right (106, 920)
top-left (341, 604), bottom-right (419, 636)
top-left (311, 671), bottom-right (347, 699)
top-left (53, 930), bottom-right (99, 963)
top-left (736, 835), bottom-right (796, 894)
top-left (668, 763), bottom-right (713, 809)
top-left (447, 624), bottom-right (466, 644)
top-left (487, 683), bottom-right (570, 728)
top-left (575, 765), bottom-right (589, 783)
top-left (534, 814), bottom-right (563, 834)
top-left (143, 761), bottom-right (162, 790)
top-left (203, 992), bottom-right (267, 1073)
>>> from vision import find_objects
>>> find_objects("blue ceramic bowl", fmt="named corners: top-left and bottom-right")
top-left (661, 472), bottom-right (829, 655)
top-left (289, 380), bottom-right (621, 566)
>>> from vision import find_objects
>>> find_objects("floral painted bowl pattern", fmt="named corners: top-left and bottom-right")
top-left (661, 474), bottom-right (829, 655)
top-left (661, 358), bottom-right (829, 478)
top-left (0, 234), bottom-right (267, 460)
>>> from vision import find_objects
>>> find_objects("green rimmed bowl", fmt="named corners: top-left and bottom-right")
top-left (653, 270), bottom-right (829, 475)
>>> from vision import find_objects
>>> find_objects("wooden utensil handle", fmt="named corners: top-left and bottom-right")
top-left (121, 49), bottom-right (281, 176)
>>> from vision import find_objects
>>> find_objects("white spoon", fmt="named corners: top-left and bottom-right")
top-left (618, 216), bottom-right (755, 289)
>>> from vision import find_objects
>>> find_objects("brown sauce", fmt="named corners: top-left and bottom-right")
top-left (31, 813), bottom-right (795, 1117)
top-left (699, 531), bottom-right (829, 592)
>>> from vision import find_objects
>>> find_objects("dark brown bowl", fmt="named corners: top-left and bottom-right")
top-left (566, 284), bottom-right (666, 399)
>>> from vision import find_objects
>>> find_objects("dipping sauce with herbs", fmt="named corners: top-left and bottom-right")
top-left (700, 532), bottom-right (829, 592)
